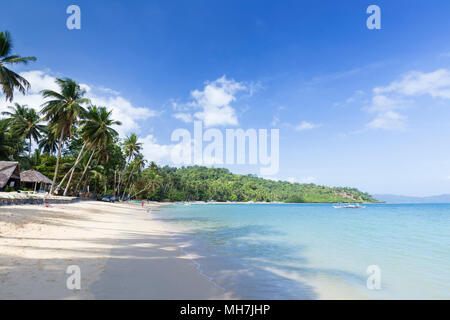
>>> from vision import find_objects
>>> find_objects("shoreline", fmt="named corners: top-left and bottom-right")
top-left (0, 201), bottom-right (231, 299)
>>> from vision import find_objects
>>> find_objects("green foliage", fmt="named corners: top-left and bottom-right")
top-left (0, 31), bottom-right (37, 101)
top-left (133, 166), bottom-right (379, 203)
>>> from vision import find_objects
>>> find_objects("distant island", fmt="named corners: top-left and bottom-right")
top-left (374, 194), bottom-right (450, 204)
top-left (132, 166), bottom-right (379, 203)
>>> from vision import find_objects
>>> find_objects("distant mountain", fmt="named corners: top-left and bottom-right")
top-left (374, 194), bottom-right (450, 204)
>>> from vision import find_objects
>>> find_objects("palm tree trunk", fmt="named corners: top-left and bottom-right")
top-left (49, 128), bottom-right (64, 195)
top-left (117, 156), bottom-right (131, 198)
top-left (131, 184), bottom-right (151, 199)
top-left (29, 136), bottom-right (32, 158)
top-left (75, 147), bottom-right (96, 193)
top-left (56, 143), bottom-right (86, 193)
top-left (114, 170), bottom-right (117, 197)
top-left (127, 184), bottom-right (135, 198)
top-left (121, 162), bottom-right (137, 200)
top-left (63, 143), bottom-right (86, 196)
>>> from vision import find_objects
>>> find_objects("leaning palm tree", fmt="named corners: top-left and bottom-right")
top-left (73, 106), bottom-right (121, 195)
top-left (2, 103), bottom-right (45, 157)
top-left (0, 31), bottom-right (36, 101)
top-left (117, 133), bottom-right (142, 197)
top-left (125, 154), bottom-right (146, 198)
top-left (40, 78), bottom-right (89, 195)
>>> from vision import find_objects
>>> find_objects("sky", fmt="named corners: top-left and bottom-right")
top-left (2, 0), bottom-right (450, 196)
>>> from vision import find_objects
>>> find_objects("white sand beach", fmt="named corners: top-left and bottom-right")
top-left (0, 201), bottom-right (229, 300)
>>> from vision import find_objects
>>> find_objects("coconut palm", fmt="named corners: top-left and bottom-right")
top-left (2, 103), bottom-right (45, 157)
top-left (73, 106), bottom-right (121, 194)
top-left (123, 153), bottom-right (146, 199)
top-left (38, 125), bottom-right (58, 155)
top-left (123, 133), bottom-right (143, 162)
top-left (0, 31), bottom-right (36, 101)
top-left (0, 119), bottom-right (14, 159)
top-left (117, 133), bottom-right (142, 197)
top-left (40, 78), bottom-right (89, 194)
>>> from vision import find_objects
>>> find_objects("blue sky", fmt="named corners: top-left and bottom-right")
top-left (2, 0), bottom-right (450, 196)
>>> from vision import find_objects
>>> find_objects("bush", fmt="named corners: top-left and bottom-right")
top-left (285, 194), bottom-right (305, 203)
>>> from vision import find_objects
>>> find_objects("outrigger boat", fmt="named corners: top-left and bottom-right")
top-left (333, 203), bottom-right (366, 209)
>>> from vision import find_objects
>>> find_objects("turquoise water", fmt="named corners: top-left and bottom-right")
top-left (154, 203), bottom-right (450, 299)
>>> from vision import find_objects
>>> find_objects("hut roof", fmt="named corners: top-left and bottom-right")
top-left (20, 170), bottom-right (53, 185)
top-left (0, 161), bottom-right (20, 188)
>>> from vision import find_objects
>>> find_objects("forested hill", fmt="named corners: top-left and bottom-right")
top-left (138, 166), bottom-right (379, 203)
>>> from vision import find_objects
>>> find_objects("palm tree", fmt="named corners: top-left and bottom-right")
top-left (117, 133), bottom-right (142, 197)
top-left (40, 78), bottom-right (89, 195)
top-left (73, 106), bottom-right (121, 194)
top-left (0, 119), bottom-right (14, 159)
top-left (124, 153), bottom-right (146, 199)
top-left (2, 103), bottom-right (45, 157)
top-left (0, 31), bottom-right (36, 101)
top-left (30, 149), bottom-right (42, 168)
top-left (38, 125), bottom-right (58, 155)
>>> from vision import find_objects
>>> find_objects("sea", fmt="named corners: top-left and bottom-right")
top-left (152, 203), bottom-right (450, 299)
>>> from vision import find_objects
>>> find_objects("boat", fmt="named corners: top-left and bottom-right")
top-left (333, 203), bottom-right (366, 209)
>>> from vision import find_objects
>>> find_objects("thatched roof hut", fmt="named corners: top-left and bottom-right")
top-left (20, 170), bottom-right (53, 192)
top-left (0, 161), bottom-right (20, 189)
top-left (20, 170), bottom-right (53, 185)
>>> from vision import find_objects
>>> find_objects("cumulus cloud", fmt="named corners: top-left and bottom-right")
top-left (88, 94), bottom-right (158, 136)
top-left (172, 76), bottom-right (249, 127)
top-left (173, 112), bottom-right (193, 123)
top-left (375, 69), bottom-right (450, 99)
top-left (299, 177), bottom-right (317, 184)
top-left (0, 70), bottom-right (56, 114)
top-left (366, 95), bottom-right (407, 113)
top-left (362, 69), bottom-right (450, 131)
top-left (139, 134), bottom-right (192, 166)
top-left (0, 70), bottom-right (158, 136)
top-left (367, 111), bottom-right (406, 131)
top-left (295, 121), bottom-right (321, 131)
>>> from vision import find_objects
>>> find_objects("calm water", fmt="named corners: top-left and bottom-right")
top-left (153, 203), bottom-right (450, 299)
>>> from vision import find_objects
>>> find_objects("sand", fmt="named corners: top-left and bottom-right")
top-left (0, 201), bottom-right (229, 300)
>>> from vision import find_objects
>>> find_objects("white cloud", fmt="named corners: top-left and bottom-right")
top-left (299, 177), bottom-right (317, 184)
top-left (139, 134), bottom-right (191, 166)
top-left (366, 94), bottom-right (407, 113)
top-left (0, 70), bottom-right (56, 114)
top-left (139, 134), bottom-right (176, 164)
top-left (0, 70), bottom-right (158, 136)
top-left (88, 94), bottom-right (157, 136)
top-left (295, 121), bottom-right (321, 131)
top-left (353, 69), bottom-right (450, 132)
top-left (172, 76), bottom-right (248, 127)
top-left (287, 177), bottom-right (296, 183)
top-left (173, 112), bottom-right (193, 123)
top-left (375, 69), bottom-right (450, 99)
top-left (367, 110), bottom-right (406, 131)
